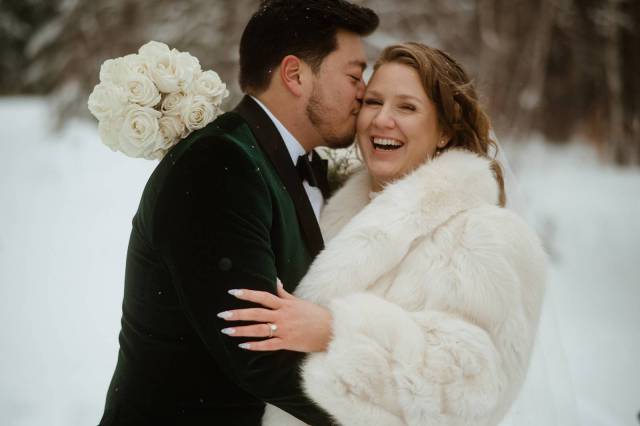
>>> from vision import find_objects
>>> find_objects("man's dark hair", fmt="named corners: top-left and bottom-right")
top-left (239, 0), bottom-right (379, 94)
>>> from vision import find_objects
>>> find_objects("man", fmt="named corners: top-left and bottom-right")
top-left (98, 1), bottom-right (379, 425)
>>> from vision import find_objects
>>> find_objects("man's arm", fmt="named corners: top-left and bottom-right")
top-left (153, 136), bottom-right (334, 425)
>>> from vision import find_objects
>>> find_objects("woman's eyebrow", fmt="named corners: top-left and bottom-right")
top-left (396, 94), bottom-right (424, 103)
top-left (364, 91), bottom-right (424, 104)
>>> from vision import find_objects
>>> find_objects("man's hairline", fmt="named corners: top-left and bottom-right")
top-left (244, 28), bottom-right (369, 95)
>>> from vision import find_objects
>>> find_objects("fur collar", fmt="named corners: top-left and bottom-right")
top-left (298, 149), bottom-right (500, 304)
top-left (320, 149), bottom-right (499, 241)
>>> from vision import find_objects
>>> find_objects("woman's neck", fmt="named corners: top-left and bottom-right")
top-left (369, 175), bottom-right (386, 194)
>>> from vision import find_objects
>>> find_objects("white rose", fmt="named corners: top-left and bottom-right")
top-left (124, 73), bottom-right (161, 107)
top-left (99, 57), bottom-right (131, 85)
top-left (138, 41), bottom-right (171, 59)
top-left (98, 118), bottom-right (122, 151)
top-left (191, 70), bottom-right (229, 105)
top-left (138, 42), bottom-right (202, 94)
top-left (119, 105), bottom-right (163, 158)
top-left (160, 92), bottom-right (186, 116)
top-left (123, 53), bottom-right (150, 77)
top-left (88, 82), bottom-right (128, 121)
top-left (148, 57), bottom-right (180, 93)
top-left (159, 114), bottom-right (187, 146)
top-left (181, 95), bottom-right (218, 131)
top-left (173, 50), bottom-right (202, 91)
top-left (140, 44), bottom-right (180, 93)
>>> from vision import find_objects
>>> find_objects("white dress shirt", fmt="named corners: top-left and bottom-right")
top-left (250, 96), bottom-right (324, 220)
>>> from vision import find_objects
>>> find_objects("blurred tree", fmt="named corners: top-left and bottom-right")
top-left (617, 0), bottom-right (639, 164)
top-left (538, 0), bottom-right (640, 164)
top-left (0, 0), bottom-right (61, 94)
top-left (2, 0), bottom-right (638, 164)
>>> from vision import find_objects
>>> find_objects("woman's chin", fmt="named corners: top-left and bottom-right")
top-left (366, 167), bottom-right (401, 188)
top-left (362, 151), bottom-right (411, 187)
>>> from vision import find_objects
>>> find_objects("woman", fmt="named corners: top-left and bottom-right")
top-left (219, 43), bottom-right (546, 425)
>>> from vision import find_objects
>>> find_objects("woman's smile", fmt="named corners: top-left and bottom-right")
top-left (370, 136), bottom-right (405, 151)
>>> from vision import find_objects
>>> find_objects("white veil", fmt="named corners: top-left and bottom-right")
top-left (492, 134), bottom-right (581, 426)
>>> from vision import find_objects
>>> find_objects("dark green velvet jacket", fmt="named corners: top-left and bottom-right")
top-left (99, 97), bottom-right (333, 425)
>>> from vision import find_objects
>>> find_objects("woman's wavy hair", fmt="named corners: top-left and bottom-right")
top-left (374, 42), bottom-right (506, 206)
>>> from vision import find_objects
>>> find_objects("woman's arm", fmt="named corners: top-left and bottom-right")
top-left (301, 292), bottom-right (505, 425)
top-left (221, 288), bottom-right (504, 425)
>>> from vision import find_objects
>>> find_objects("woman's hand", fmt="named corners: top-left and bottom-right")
top-left (218, 280), bottom-right (333, 353)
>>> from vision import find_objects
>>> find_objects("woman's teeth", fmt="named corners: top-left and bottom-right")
top-left (372, 137), bottom-right (403, 151)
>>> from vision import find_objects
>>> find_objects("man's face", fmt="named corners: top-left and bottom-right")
top-left (306, 31), bottom-right (367, 148)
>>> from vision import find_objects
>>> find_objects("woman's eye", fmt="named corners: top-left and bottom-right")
top-left (400, 104), bottom-right (416, 111)
top-left (349, 75), bottom-right (361, 82)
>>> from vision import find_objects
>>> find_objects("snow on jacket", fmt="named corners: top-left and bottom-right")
top-left (263, 149), bottom-right (547, 426)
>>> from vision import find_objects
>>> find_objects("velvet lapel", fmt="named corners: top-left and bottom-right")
top-left (233, 96), bottom-right (325, 258)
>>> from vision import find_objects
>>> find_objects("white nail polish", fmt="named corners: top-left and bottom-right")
top-left (221, 328), bottom-right (235, 335)
top-left (228, 289), bottom-right (244, 297)
top-left (217, 311), bottom-right (232, 319)
top-left (239, 343), bottom-right (251, 349)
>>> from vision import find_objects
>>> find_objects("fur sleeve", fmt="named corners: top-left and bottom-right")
top-left (300, 209), bottom-right (546, 426)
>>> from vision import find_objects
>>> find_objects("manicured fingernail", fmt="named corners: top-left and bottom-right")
top-left (228, 289), bottom-right (244, 297)
top-left (221, 328), bottom-right (235, 335)
top-left (239, 343), bottom-right (251, 349)
top-left (217, 311), bottom-right (233, 319)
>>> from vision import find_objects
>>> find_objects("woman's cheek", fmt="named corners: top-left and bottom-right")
top-left (356, 108), bottom-right (371, 133)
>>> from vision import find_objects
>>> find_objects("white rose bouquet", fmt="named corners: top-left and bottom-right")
top-left (88, 41), bottom-right (229, 160)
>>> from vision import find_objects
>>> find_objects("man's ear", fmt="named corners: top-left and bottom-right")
top-left (279, 55), bottom-right (306, 97)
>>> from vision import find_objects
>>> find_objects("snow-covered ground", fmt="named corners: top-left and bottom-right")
top-left (0, 98), bottom-right (638, 425)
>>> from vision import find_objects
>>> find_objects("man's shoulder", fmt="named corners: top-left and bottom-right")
top-left (138, 111), bottom-right (269, 196)
top-left (168, 111), bottom-right (258, 164)
top-left (135, 112), bottom-right (272, 240)
top-left (138, 112), bottom-right (265, 212)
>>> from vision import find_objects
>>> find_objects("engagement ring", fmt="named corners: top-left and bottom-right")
top-left (267, 323), bottom-right (277, 338)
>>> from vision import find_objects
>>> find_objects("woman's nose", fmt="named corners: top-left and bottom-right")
top-left (372, 106), bottom-right (395, 129)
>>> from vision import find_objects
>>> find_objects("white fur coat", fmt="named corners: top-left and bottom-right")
top-left (263, 150), bottom-right (547, 426)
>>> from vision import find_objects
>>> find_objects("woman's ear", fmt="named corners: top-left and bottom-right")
top-left (279, 55), bottom-right (306, 97)
top-left (438, 132), bottom-right (451, 148)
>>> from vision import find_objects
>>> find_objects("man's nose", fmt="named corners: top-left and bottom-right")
top-left (356, 80), bottom-right (366, 102)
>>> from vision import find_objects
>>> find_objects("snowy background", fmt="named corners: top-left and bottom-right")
top-left (1, 97), bottom-right (639, 426)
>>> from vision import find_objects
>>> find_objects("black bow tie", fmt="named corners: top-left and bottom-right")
top-left (296, 150), bottom-right (330, 198)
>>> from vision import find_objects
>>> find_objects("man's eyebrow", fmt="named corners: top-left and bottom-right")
top-left (348, 60), bottom-right (367, 71)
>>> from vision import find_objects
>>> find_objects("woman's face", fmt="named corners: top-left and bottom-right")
top-left (356, 62), bottom-right (442, 189)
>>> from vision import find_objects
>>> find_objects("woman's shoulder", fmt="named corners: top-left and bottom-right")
top-left (463, 205), bottom-right (540, 242)
top-left (455, 205), bottom-right (547, 273)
